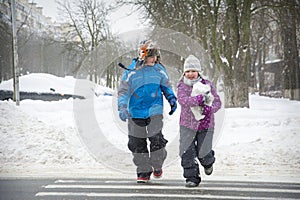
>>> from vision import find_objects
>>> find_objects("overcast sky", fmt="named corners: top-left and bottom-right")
top-left (32, 0), bottom-right (146, 34)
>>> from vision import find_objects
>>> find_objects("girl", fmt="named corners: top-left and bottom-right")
top-left (177, 55), bottom-right (221, 187)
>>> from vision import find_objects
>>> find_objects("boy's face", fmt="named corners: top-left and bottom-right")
top-left (184, 70), bottom-right (199, 80)
top-left (144, 56), bottom-right (157, 66)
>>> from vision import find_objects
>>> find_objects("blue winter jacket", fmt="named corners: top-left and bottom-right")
top-left (117, 59), bottom-right (176, 119)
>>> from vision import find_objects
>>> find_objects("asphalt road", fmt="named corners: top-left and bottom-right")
top-left (0, 178), bottom-right (299, 200)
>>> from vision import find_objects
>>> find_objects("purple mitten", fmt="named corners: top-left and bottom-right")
top-left (196, 94), bottom-right (205, 106)
top-left (202, 105), bottom-right (212, 116)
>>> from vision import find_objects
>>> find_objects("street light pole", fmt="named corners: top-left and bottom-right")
top-left (11, 0), bottom-right (20, 105)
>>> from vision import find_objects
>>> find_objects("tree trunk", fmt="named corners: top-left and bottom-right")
top-left (280, 3), bottom-right (300, 100)
top-left (222, 0), bottom-right (250, 108)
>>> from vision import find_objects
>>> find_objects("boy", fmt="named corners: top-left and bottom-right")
top-left (117, 40), bottom-right (177, 183)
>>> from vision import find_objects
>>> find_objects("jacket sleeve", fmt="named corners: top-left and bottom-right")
top-left (158, 64), bottom-right (176, 102)
top-left (177, 81), bottom-right (200, 107)
top-left (117, 59), bottom-right (136, 110)
top-left (209, 82), bottom-right (222, 113)
top-left (117, 77), bottom-right (130, 110)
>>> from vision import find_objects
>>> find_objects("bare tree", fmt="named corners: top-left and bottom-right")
top-left (126, 0), bottom-right (252, 108)
top-left (57, 0), bottom-right (112, 83)
top-left (113, 0), bottom-right (300, 102)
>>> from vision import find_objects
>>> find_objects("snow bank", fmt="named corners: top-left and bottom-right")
top-left (0, 73), bottom-right (299, 182)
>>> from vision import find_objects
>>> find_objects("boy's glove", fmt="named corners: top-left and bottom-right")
top-left (202, 105), bottom-right (212, 116)
top-left (119, 109), bottom-right (129, 122)
top-left (168, 98), bottom-right (177, 115)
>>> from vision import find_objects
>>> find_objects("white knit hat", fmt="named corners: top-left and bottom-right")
top-left (179, 55), bottom-right (202, 81)
top-left (183, 55), bottom-right (202, 72)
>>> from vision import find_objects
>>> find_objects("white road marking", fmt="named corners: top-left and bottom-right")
top-left (43, 184), bottom-right (300, 193)
top-left (35, 192), bottom-right (297, 200)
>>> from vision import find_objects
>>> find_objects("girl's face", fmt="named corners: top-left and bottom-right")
top-left (184, 70), bottom-right (199, 80)
top-left (144, 56), bottom-right (157, 66)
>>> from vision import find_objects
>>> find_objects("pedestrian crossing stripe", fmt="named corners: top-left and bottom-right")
top-left (43, 184), bottom-right (300, 194)
top-left (35, 192), bottom-right (297, 200)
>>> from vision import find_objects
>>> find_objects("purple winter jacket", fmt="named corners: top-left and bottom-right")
top-left (177, 78), bottom-right (222, 131)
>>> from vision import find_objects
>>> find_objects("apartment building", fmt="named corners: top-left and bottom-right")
top-left (0, 0), bottom-right (54, 35)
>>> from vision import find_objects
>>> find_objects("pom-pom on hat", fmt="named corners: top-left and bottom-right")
top-left (183, 55), bottom-right (202, 72)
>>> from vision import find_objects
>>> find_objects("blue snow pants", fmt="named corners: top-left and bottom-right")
top-left (127, 114), bottom-right (168, 177)
top-left (179, 126), bottom-right (215, 184)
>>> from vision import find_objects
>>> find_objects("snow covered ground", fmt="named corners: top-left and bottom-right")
top-left (0, 73), bottom-right (299, 183)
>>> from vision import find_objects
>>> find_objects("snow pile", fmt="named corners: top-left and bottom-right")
top-left (216, 95), bottom-right (300, 178)
top-left (0, 73), bottom-right (299, 181)
top-left (0, 73), bottom-right (76, 94)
